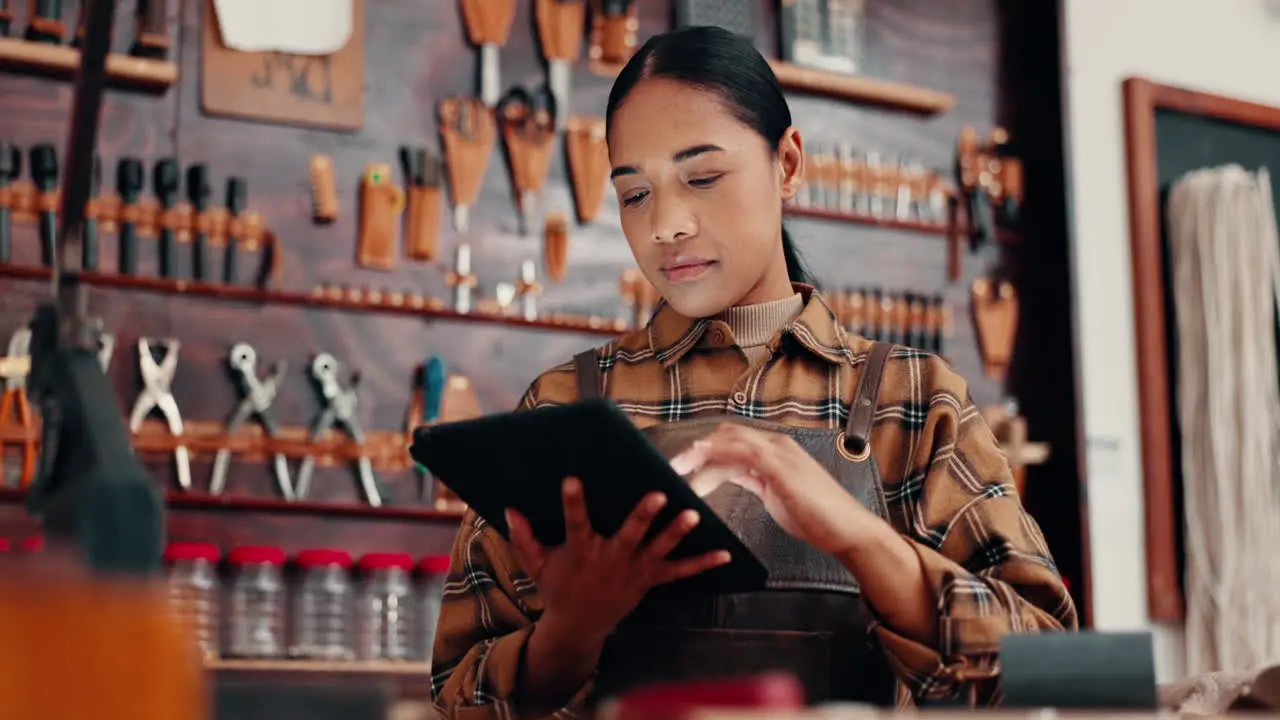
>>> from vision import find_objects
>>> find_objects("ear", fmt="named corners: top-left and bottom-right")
top-left (777, 126), bottom-right (805, 201)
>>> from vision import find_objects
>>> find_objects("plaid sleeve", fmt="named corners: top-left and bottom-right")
top-left (431, 380), bottom-right (594, 719)
top-left (869, 352), bottom-right (1078, 707)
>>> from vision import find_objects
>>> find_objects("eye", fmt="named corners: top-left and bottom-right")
top-left (689, 173), bottom-right (723, 188)
top-left (622, 189), bottom-right (650, 207)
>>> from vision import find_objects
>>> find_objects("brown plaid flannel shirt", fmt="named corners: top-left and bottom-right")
top-left (431, 286), bottom-right (1077, 717)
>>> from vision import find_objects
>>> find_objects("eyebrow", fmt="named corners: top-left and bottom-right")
top-left (610, 144), bottom-right (726, 179)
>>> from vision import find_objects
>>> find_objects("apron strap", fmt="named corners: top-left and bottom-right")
top-left (844, 342), bottom-right (893, 453)
top-left (574, 349), bottom-right (603, 400)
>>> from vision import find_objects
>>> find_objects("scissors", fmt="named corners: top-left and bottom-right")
top-left (1, 328), bottom-right (36, 488)
top-left (295, 353), bottom-right (381, 507)
top-left (210, 343), bottom-right (293, 499)
top-left (129, 338), bottom-right (191, 491)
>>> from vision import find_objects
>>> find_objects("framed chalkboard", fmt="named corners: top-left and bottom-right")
top-left (1122, 77), bottom-right (1280, 623)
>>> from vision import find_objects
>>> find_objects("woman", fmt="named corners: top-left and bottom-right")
top-left (431, 25), bottom-right (1076, 717)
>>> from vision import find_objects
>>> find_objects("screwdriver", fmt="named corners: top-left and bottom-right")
top-left (29, 143), bottom-right (58, 267)
top-left (83, 153), bottom-right (101, 270)
top-left (153, 157), bottom-right (180, 278)
top-left (116, 157), bottom-right (144, 274)
top-left (223, 177), bottom-right (246, 284)
top-left (186, 164), bottom-right (212, 281)
top-left (0, 143), bottom-right (18, 264)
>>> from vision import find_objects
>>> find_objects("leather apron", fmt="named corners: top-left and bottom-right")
top-left (571, 342), bottom-right (898, 707)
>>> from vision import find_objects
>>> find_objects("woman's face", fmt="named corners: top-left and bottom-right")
top-left (608, 78), bottom-right (804, 318)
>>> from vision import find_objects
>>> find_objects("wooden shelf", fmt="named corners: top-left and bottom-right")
top-left (0, 37), bottom-right (177, 93)
top-left (784, 204), bottom-right (950, 235)
top-left (208, 659), bottom-right (430, 675)
top-left (768, 60), bottom-right (953, 115)
top-left (0, 264), bottom-right (624, 337)
top-left (0, 487), bottom-right (465, 522)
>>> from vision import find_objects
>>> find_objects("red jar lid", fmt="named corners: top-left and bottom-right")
top-left (418, 555), bottom-right (451, 574)
top-left (20, 536), bottom-right (43, 552)
top-left (228, 545), bottom-right (285, 566)
top-left (296, 548), bottom-right (353, 568)
top-left (0, 538), bottom-right (10, 552)
top-left (359, 552), bottom-right (414, 571)
top-left (164, 542), bottom-right (221, 563)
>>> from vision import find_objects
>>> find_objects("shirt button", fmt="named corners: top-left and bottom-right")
top-left (710, 329), bottom-right (726, 344)
top-left (732, 391), bottom-right (748, 405)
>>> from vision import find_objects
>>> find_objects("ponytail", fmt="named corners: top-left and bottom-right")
top-left (781, 224), bottom-right (813, 285)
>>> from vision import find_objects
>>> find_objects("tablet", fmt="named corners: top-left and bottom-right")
top-left (409, 398), bottom-right (768, 596)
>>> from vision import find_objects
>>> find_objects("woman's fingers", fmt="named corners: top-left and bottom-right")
top-left (560, 477), bottom-right (592, 547)
top-left (656, 550), bottom-right (733, 585)
top-left (611, 492), bottom-right (668, 553)
top-left (505, 508), bottom-right (546, 576)
top-left (643, 508), bottom-right (701, 561)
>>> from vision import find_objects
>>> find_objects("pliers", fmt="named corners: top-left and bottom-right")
top-left (210, 343), bottom-right (293, 499)
top-left (1, 328), bottom-right (37, 488)
top-left (295, 353), bottom-right (382, 507)
top-left (129, 338), bottom-right (191, 491)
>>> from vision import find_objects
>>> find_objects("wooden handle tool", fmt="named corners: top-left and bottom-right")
top-left (536, 0), bottom-right (586, 130)
top-left (309, 154), bottom-right (339, 223)
top-left (25, 0), bottom-right (65, 44)
top-left (438, 96), bottom-right (496, 234)
top-left (132, 0), bottom-right (169, 59)
top-left (459, 0), bottom-right (518, 106)
top-left (543, 212), bottom-right (569, 282)
top-left (588, 0), bottom-right (637, 76)
top-left (400, 146), bottom-right (444, 262)
top-left (565, 115), bottom-right (610, 223)
top-left (499, 87), bottom-right (558, 235)
top-left (355, 162), bottom-right (405, 271)
top-left (971, 277), bottom-right (1018, 380)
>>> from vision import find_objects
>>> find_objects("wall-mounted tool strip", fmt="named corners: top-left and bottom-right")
top-left (827, 287), bottom-right (951, 357)
top-left (0, 34), bottom-right (176, 92)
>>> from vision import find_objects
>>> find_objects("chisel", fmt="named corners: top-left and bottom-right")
top-left (153, 158), bottom-right (180, 278)
top-left (116, 157), bottom-right (144, 274)
top-left (223, 177), bottom-right (246, 284)
top-left (83, 153), bottom-right (101, 270)
top-left (29, 143), bottom-right (58, 267)
top-left (0, 143), bottom-right (19, 264)
top-left (186, 164), bottom-right (211, 281)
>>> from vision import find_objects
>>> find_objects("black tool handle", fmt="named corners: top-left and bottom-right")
top-left (223, 177), bottom-right (246, 284)
top-left (0, 207), bottom-right (10, 263)
top-left (38, 211), bottom-right (57, 266)
top-left (153, 158), bottom-right (180, 279)
top-left (186, 164), bottom-right (211, 281)
top-left (158, 227), bottom-right (176, 278)
top-left (118, 223), bottom-right (138, 274)
top-left (82, 218), bottom-right (97, 269)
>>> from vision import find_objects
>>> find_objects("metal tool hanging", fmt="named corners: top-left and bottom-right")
top-left (296, 353), bottom-right (381, 507)
top-left (209, 343), bottom-right (293, 500)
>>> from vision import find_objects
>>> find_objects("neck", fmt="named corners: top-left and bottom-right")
top-left (734, 256), bottom-right (797, 307)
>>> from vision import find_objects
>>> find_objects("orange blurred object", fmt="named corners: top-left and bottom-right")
top-left (0, 563), bottom-right (206, 719)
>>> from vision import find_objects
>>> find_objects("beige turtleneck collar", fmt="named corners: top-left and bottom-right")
top-left (715, 293), bottom-right (804, 364)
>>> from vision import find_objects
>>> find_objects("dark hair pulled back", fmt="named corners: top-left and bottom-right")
top-left (604, 25), bottom-right (813, 285)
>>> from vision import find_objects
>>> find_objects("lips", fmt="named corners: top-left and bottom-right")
top-left (660, 258), bottom-right (717, 283)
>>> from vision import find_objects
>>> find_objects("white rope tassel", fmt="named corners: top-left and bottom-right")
top-left (1166, 164), bottom-right (1280, 674)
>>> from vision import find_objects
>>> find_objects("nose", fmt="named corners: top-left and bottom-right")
top-left (650, 190), bottom-right (697, 244)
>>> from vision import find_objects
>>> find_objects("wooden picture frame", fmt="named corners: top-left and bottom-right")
top-left (1122, 77), bottom-right (1280, 622)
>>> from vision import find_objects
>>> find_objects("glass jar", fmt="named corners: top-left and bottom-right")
top-left (164, 542), bottom-right (221, 660)
top-left (291, 548), bottom-right (354, 661)
top-left (226, 545), bottom-right (286, 658)
top-left (357, 552), bottom-right (416, 661)
top-left (418, 555), bottom-right (449, 662)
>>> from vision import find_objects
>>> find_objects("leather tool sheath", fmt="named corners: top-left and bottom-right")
top-left (588, 0), bottom-right (637, 76)
top-left (355, 162), bottom-right (404, 271)
top-left (543, 212), bottom-right (569, 282)
top-left (971, 277), bottom-right (1018, 379)
top-left (309, 154), bottom-right (339, 223)
top-left (438, 96), bottom-right (496, 234)
top-left (132, 0), bottom-right (169, 58)
top-left (565, 115), bottom-right (610, 223)
top-left (536, 0), bottom-right (586, 128)
top-left (400, 147), bottom-right (444, 262)
top-left (499, 89), bottom-right (556, 235)
top-left (458, 0), bottom-right (517, 106)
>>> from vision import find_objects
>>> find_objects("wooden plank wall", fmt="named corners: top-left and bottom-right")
top-left (0, 0), bottom-right (1085, 619)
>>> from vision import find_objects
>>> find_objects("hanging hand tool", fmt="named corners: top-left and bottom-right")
top-left (438, 96), bottom-right (496, 234)
top-left (153, 157), bottom-right (180, 279)
top-left (97, 332), bottom-right (114, 373)
top-left (536, 0), bottom-right (586, 130)
top-left (565, 116), bottom-right (609, 223)
top-left (499, 86), bottom-right (557, 235)
top-left (128, 338), bottom-right (191, 492)
top-left (544, 212), bottom-right (569, 281)
top-left (186, 163), bottom-right (212, 281)
top-left (309, 154), bottom-right (339, 223)
top-left (81, 154), bottom-right (101, 270)
top-left (1, 328), bottom-right (37, 489)
top-left (445, 243), bottom-right (477, 314)
top-left (399, 146), bottom-right (444, 262)
top-left (131, 0), bottom-right (169, 59)
top-left (355, 162), bottom-right (404, 271)
top-left (210, 343), bottom-right (292, 499)
top-left (223, 176), bottom-right (246, 284)
top-left (0, 143), bottom-right (19, 264)
top-left (588, 0), bottom-right (638, 75)
top-left (25, 0), bottom-right (65, 44)
top-left (0, 1), bottom-right (12, 35)
top-left (29, 143), bottom-right (59, 268)
top-left (414, 355), bottom-right (446, 500)
top-left (296, 353), bottom-right (381, 507)
top-left (972, 277), bottom-right (1019, 380)
top-left (458, 0), bottom-right (518, 107)
top-left (516, 259), bottom-right (542, 321)
top-left (115, 157), bottom-right (143, 275)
